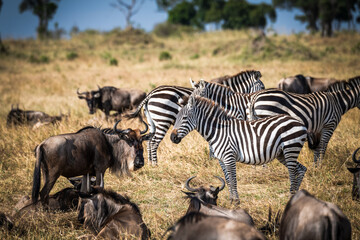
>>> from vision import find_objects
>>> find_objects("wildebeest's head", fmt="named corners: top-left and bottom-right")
top-left (77, 87), bottom-right (101, 114)
top-left (112, 118), bottom-right (152, 171)
top-left (347, 147), bottom-right (360, 201)
top-left (183, 176), bottom-right (225, 206)
top-left (77, 187), bottom-right (150, 239)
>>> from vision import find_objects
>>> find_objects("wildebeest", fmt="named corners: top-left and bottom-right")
top-left (77, 187), bottom-right (150, 240)
top-left (279, 189), bottom-right (351, 240)
top-left (277, 74), bottom-right (339, 94)
top-left (166, 212), bottom-right (265, 240)
top-left (32, 119), bottom-right (151, 206)
top-left (77, 86), bottom-right (146, 117)
top-left (183, 176), bottom-right (254, 226)
top-left (347, 147), bottom-right (360, 201)
top-left (6, 105), bottom-right (64, 128)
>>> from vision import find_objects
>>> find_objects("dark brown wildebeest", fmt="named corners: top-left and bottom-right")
top-left (6, 105), bottom-right (64, 128)
top-left (347, 147), bottom-right (360, 201)
top-left (166, 212), bottom-right (265, 240)
top-left (77, 86), bottom-right (146, 117)
top-left (77, 187), bottom-right (150, 240)
top-left (279, 189), bottom-right (351, 240)
top-left (32, 119), bottom-right (151, 206)
top-left (277, 74), bottom-right (339, 94)
top-left (183, 176), bottom-right (254, 226)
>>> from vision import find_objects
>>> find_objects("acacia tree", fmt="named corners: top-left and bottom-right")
top-left (110, 0), bottom-right (145, 29)
top-left (272, 0), bottom-right (359, 37)
top-left (19, 0), bottom-right (60, 40)
top-left (0, 0), bottom-right (6, 53)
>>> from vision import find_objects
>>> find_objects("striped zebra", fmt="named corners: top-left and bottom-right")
top-left (126, 70), bottom-right (264, 165)
top-left (248, 76), bottom-right (360, 164)
top-left (170, 95), bottom-right (308, 202)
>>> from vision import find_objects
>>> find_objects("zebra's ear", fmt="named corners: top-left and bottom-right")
top-left (199, 79), bottom-right (206, 88)
top-left (190, 78), bottom-right (197, 88)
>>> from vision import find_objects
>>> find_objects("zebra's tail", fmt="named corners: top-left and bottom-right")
top-left (124, 89), bottom-right (156, 119)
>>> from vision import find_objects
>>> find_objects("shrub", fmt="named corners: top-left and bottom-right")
top-left (153, 22), bottom-right (198, 38)
top-left (109, 57), bottom-right (118, 66)
top-left (159, 51), bottom-right (172, 61)
top-left (352, 41), bottom-right (360, 54)
top-left (66, 51), bottom-right (78, 60)
top-left (29, 54), bottom-right (50, 63)
top-left (190, 53), bottom-right (199, 59)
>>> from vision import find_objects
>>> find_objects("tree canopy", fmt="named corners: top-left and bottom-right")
top-left (19, 0), bottom-right (60, 39)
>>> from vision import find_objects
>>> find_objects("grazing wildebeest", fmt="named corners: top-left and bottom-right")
top-left (166, 212), bottom-right (265, 240)
top-left (77, 187), bottom-right (150, 240)
top-left (277, 74), bottom-right (339, 94)
top-left (183, 176), bottom-right (254, 226)
top-left (77, 86), bottom-right (146, 117)
top-left (279, 189), bottom-right (351, 240)
top-left (6, 105), bottom-right (64, 127)
top-left (347, 147), bottom-right (360, 201)
top-left (32, 119), bottom-right (151, 206)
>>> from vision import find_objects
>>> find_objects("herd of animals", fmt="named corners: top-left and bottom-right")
top-left (2, 70), bottom-right (360, 239)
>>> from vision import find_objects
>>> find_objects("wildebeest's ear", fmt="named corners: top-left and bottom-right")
top-left (141, 134), bottom-right (153, 141)
top-left (93, 92), bottom-right (101, 98)
top-left (347, 167), bottom-right (360, 174)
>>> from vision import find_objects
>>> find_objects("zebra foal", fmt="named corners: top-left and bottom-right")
top-left (126, 70), bottom-right (264, 165)
top-left (248, 76), bottom-right (360, 164)
top-left (170, 95), bottom-right (308, 202)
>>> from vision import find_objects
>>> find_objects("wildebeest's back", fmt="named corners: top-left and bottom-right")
top-left (279, 190), bottom-right (351, 240)
top-left (39, 128), bottom-right (112, 178)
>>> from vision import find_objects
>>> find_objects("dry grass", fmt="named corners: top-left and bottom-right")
top-left (0, 30), bottom-right (359, 239)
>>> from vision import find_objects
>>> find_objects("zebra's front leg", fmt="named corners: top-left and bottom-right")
top-left (223, 157), bottom-right (239, 203)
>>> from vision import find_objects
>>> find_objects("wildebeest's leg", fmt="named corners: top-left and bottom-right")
top-left (40, 172), bottom-right (59, 205)
top-left (80, 173), bottom-right (90, 193)
top-left (95, 172), bottom-right (104, 188)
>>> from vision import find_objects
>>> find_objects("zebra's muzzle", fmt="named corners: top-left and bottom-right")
top-left (170, 130), bottom-right (181, 144)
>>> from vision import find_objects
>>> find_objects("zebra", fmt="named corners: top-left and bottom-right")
top-left (248, 76), bottom-right (360, 164)
top-left (125, 70), bottom-right (264, 165)
top-left (170, 95), bottom-right (308, 202)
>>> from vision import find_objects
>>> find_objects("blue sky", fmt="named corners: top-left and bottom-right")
top-left (0, 0), bottom-right (319, 39)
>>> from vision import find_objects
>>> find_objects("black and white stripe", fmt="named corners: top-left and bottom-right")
top-left (171, 95), bottom-right (308, 201)
top-left (126, 70), bottom-right (264, 164)
top-left (248, 76), bottom-right (360, 164)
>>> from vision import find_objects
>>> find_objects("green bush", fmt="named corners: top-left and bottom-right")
top-left (159, 51), bottom-right (172, 61)
top-left (352, 41), bottom-right (360, 53)
top-left (153, 22), bottom-right (198, 38)
top-left (109, 57), bottom-right (118, 66)
top-left (66, 51), bottom-right (78, 60)
top-left (29, 54), bottom-right (50, 63)
top-left (190, 53), bottom-right (199, 59)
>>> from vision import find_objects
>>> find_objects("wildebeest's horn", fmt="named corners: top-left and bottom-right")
top-left (352, 147), bottom-right (360, 164)
top-left (215, 176), bottom-right (225, 191)
top-left (185, 176), bottom-right (198, 192)
top-left (77, 88), bottom-right (86, 95)
top-left (97, 85), bottom-right (101, 91)
top-left (140, 117), bottom-right (149, 135)
top-left (113, 119), bottom-right (131, 134)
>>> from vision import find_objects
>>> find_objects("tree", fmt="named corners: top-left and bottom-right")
top-left (110, 0), bottom-right (145, 29)
top-left (168, 1), bottom-right (199, 27)
top-left (19, 0), bottom-right (60, 40)
top-left (272, 0), bottom-right (360, 37)
top-left (222, 0), bottom-right (276, 30)
top-left (0, 0), bottom-right (7, 53)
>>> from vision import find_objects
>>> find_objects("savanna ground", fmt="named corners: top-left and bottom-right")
top-left (0, 29), bottom-right (359, 239)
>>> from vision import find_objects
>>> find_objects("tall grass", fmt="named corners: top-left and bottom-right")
top-left (0, 30), bottom-right (359, 239)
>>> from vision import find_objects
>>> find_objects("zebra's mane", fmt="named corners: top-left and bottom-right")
top-left (328, 76), bottom-right (360, 92)
top-left (225, 70), bottom-right (262, 82)
top-left (193, 96), bottom-right (234, 120)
